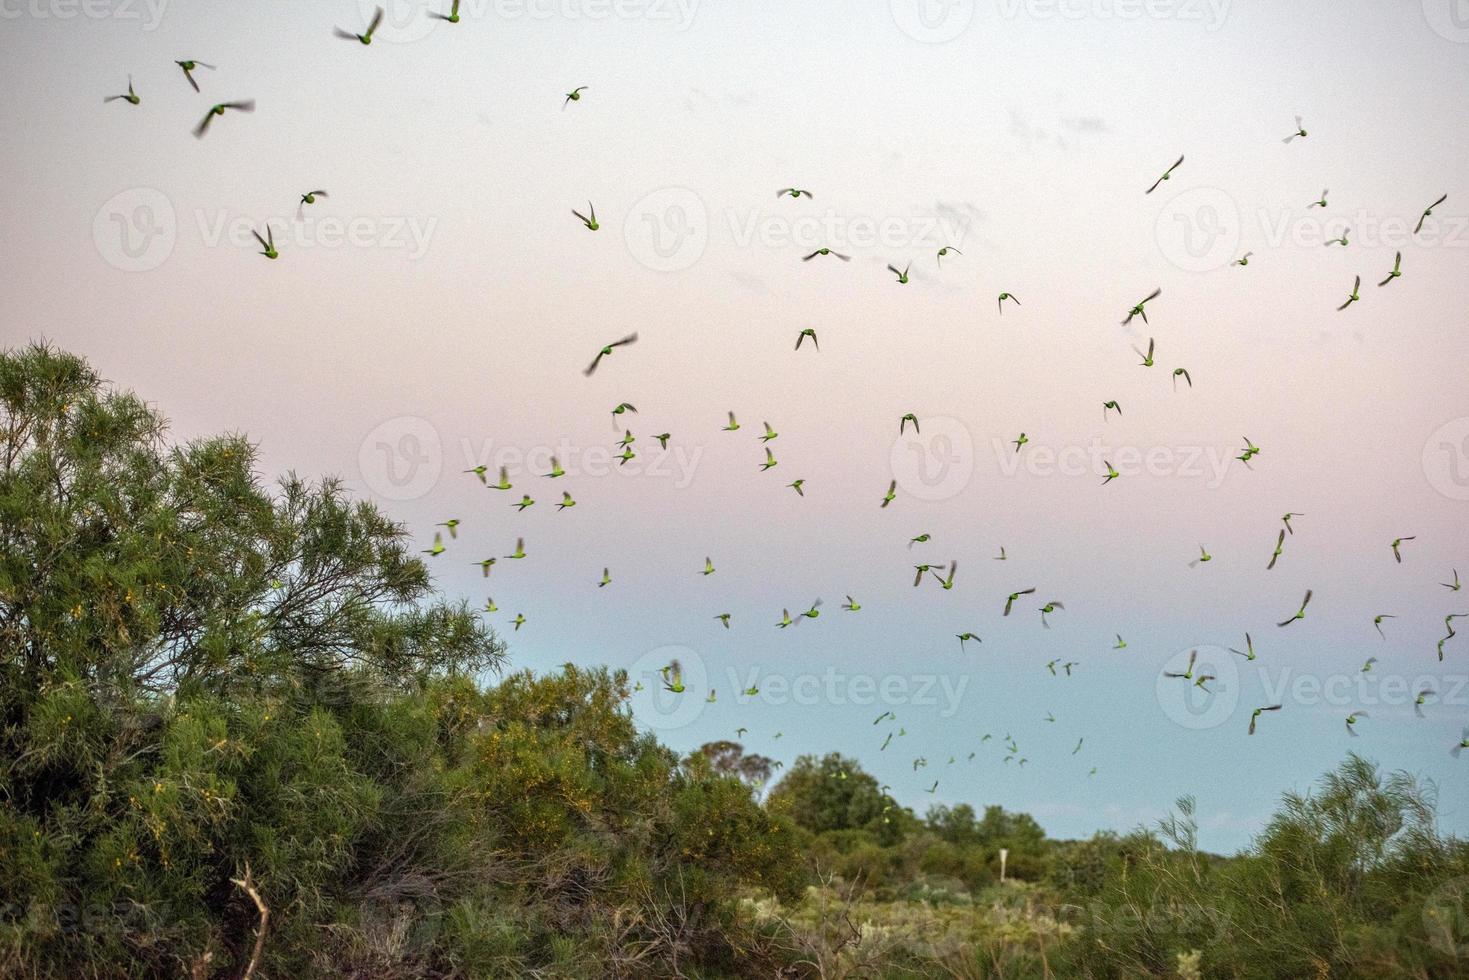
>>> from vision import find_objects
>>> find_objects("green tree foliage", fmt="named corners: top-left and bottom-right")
top-left (0, 344), bottom-right (802, 978)
top-left (3, 345), bottom-right (1465, 977)
top-left (767, 752), bottom-right (897, 840)
top-left (1061, 755), bottom-right (1469, 978)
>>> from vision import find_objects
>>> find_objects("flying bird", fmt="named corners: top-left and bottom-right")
top-left (296, 190), bottom-right (328, 220)
top-left (1277, 590), bottom-right (1313, 627)
top-left (563, 86), bottom-right (588, 107)
top-left (802, 247), bottom-right (850, 261)
top-left (193, 100), bottom-right (255, 138)
top-left (1266, 530), bottom-right (1286, 570)
top-left (104, 75), bottom-right (140, 105)
top-left (572, 202), bottom-right (600, 230)
top-left (1415, 194), bottom-right (1447, 235)
top-left (1230, 633), bottom-right (1257, 661)
top-left (584, 333), bottom-right (638, 376)
top-left (1145, 155), bottom-right (1184, 194)
top-left (250, 225), bottom-right (278, 260)
top-left (1336, 276), bottom-right (1361, 311)
top-left (1164, 650), bottom-right (1198, 680)
top-left (1003, 588), bottom-right (1036, 616)
top-left (1378, 252), bottom-right (1403, 286)
top-left (1283, 115), bottom-right (1308, 143)
top-left (334, 6), bottom-right (385, 43)
top-left (174, 59), bottom-right (215, 93)
top-left (1248, 705), bottom-right (1282, 736)
top-left (1122, 288), bottom-right (1161, 325)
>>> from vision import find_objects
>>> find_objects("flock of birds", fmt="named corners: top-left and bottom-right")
top-left (99, 8), bottom-right (1469, 796)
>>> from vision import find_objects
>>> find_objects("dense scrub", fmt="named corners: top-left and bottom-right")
top-left (3, 344), bottom-right (1466, 978)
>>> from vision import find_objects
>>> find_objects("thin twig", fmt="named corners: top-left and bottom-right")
top-left (230, 861), bottom-right (269, 980)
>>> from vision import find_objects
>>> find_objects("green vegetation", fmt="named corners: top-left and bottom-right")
top-left (3, 344), bottom-right (1467, 977)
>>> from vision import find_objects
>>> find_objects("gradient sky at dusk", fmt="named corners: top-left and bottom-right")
top-left (4, 0), bottom-right (1469, 851)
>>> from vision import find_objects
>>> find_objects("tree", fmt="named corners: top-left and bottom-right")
top-left (767, 753), bottom-right (898, 842)
top-left (0, 344), bottom-right (808, 978)
top-left (696, 740), bottom-right (775, 787)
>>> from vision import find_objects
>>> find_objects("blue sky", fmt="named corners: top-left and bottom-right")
top-left (3, 0), bottom-right (1469, 852)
